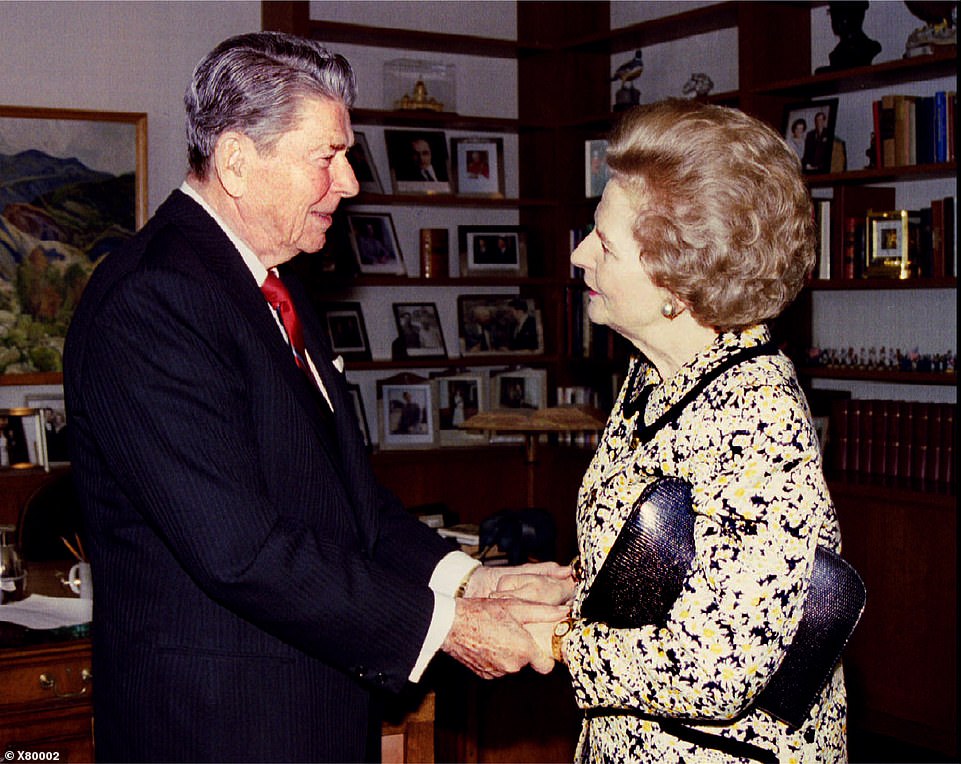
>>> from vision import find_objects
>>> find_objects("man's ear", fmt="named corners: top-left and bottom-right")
top-left (212, 131), bottom-right (250, 199)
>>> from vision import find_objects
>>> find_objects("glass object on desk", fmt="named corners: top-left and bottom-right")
top-left (1, 525), bottom-right (26, 604)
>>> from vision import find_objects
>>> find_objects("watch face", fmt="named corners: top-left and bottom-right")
top-left (554, 619), bottom-right (572, 637)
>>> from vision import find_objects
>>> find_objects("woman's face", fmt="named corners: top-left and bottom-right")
top-left (570, 180), bottom-right (666, 346)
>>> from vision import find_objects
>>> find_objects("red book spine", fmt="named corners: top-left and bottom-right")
top-left (873, 400), bottom-right (890, 475)
top-left (911, 403), bottom-right (930, 481)
top-left (942, 409), bottom-right (956, 484)
top-left (833, 400), bottom-right (850, 472)
top-left (898, 402), bottom-right (915, 479)
top-left (860, 402), bottom-right (875, 475)
top-left (927, 404), bottom-right (943, 483)
top-left (848, 402), bottom-right (862, 473)
top-left (887, 404), bottom-right (902, 478)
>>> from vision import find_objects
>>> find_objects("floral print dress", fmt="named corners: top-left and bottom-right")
top-left (566, 326), bottom-right (848, 763)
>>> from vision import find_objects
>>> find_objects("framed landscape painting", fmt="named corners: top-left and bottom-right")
top-left (0, 106), bottom-right (147, 382)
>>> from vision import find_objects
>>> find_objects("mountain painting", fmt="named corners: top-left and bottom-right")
top-left (0, 106), bottom-right (146, 378)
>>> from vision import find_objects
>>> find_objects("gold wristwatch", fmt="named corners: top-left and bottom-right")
top-left (551, 614), bottom-right (575, 664)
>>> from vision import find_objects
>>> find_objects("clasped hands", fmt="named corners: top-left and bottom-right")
top-left (441, 562), bottom-right (575, 680)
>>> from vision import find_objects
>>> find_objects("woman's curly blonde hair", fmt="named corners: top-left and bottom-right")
top-left (605, 99), bottom-right (814, 332)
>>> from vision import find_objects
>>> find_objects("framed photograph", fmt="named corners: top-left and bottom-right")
top-left (347, 131), bottom-right (383, 194)
top-left (0, 407), bottom-right (47, 470)
top-left (451, 137), bottom-right (504, 197)
top-left (865, 210), bottom-right (911, 278)
top-left (377, 374), bottom-right (437, 450)
top-left (346, 383), bottom-right (371, 447)
top-left (781, 99), bottom-right (838, 174)
top-left (384, 128), bottom-right (451, 194)
top-left (317, 302), bottom-right (372, 362)
top-left (585, 139), bottom-right (609, 198)
top-left (392, 302), bottom-right (447, 359)
top-left (457, 295), bottom-right (543, 356)
top-left (346, 212), bottom-right (405, 275)
top-left (0, 106), bottom-right (147, 382)
top-left (431, 371), bottom-right (488, 446)
top-left (24, 393), bottom-right (69, 465)
top-left (457, 225), bottom-right (527, 277)
top-left (490, 367), bottom-right (548, 411)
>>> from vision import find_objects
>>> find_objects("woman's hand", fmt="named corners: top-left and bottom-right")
top-left (466, 561), bottom-right (575, 606)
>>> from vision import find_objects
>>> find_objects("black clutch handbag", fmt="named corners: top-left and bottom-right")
top-left (581, 476), bottom-right (867, 730)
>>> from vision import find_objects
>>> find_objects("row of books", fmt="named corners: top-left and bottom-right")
top-left (873, 91), bottom-right (956, 168)
top-left (813, 192), bottom-right (955, 280)
top-left (829, 399), bottom-right (956, 484)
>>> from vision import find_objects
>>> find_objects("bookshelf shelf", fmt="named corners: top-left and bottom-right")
top-left (805, 161), bottom-right (958, 187)
top-left (807, 276), bottom-right (958, 290)
top-left (753, 46), bottom-right (959, 98)
top-left (800, 367), bottom-right (958, 386)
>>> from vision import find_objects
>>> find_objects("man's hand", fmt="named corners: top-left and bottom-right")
top-left (441, 598), bottom-right (566, 679)
top-left (466, 562), bottom-right (574, 605)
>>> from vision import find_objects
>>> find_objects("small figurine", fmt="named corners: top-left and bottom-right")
top-left (395, 79), bottom-right (444, 112)
top-left (816, 1), bottom-right (882, 73)
top-left (682, 73), bottom-right (714, 98)
top-left (904, 1), bottom-right (958, 57)
top-left (611, 49), bottom-right (643, 112)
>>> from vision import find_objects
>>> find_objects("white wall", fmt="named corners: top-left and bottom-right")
top-left (0, 1), bottom-right (262, 217)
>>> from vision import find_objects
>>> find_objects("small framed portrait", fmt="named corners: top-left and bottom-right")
top-left (865, 209), bottom-right (911, 278)
top-left (377, 374), bottom-right (437, 450)
top-left (490, 367), bottom-right (548, 411)
top-left (451, 137), bottom-right (504, 197)
top-left (25, 394), bottom-right (69, 465)
top-left (317, 302), bottom-right (372, 362)
top-left (812, 415), bottom-right (829, 457)
top-left (392, 302), bottom-right (448, 359)
top-left (457, 294), bottom-right (543, 356)
top-left (781, 99), bottom-right (838, 174)
top-left (346, 383), bottom-right (371, 448)
top-left (457, 225), bottom-right (527, 277)
top-left (384, 128), bottom-right (451, 194)
top-left (585, 139), bottom-right (609, 198)
top-left (431, 371), bottom-right (488, 446)
top-left (0, 407), bottom-right (47, 470)
top-left (347, 131), bottom-right (383, 194)
top-left (346, 212), bottom-right (405, 275)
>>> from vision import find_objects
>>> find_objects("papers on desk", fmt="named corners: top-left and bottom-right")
top-left (0, 594), bottom-right (92, 629)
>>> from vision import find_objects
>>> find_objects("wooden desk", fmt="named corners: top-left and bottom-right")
top-left (0, 563), bottom-right (94, 762)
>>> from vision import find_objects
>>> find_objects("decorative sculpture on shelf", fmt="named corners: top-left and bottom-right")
top-left (394, 79), bottom-right (445, 112)
top-left (903, 1), bottom-right (958, 57)
top-left (815, 1), bottom-right (882, 73)
top-left (611, 49), bottom-right (643, 112)
top-left (682, 73), bottom-right (715, 98)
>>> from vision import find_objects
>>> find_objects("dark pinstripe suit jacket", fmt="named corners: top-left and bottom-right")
top-left (64, 191), bottom-right (454, 762)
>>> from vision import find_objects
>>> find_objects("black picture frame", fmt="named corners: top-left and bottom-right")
top-left (317, 302), bottom-right (372, 362)
top-left (457, 225), bottom-right (527, 277)
top-left (456, 294), bottom-right (543, 356)
top-left (392, 302), bottom-right (448, 359)
top-left (384, 128), bottom-right (451, 194)
top-left (347, 131), bottom-right (383, 194)
top-left (782, 98), bottom-right (839, 174)
top-left (346, 383), bottom-right (371, 447)
top-left (346, 212), bottom-right (406, 275)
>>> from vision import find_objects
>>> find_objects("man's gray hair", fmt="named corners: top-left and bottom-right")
top-left (185, 31), bottom-right (356, 178)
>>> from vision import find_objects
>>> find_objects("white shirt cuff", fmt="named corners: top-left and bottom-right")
top-left (408, 551), bottom-right (480, 682)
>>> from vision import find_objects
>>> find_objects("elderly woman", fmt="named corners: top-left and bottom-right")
top-left (527, 99), bottom-right (846, 762)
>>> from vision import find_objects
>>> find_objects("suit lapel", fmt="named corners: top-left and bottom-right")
top-left (166, 192), bottom-right (347, 467)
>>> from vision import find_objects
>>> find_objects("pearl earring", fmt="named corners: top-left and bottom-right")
top-left (661, 302), bottom-right (676, 319)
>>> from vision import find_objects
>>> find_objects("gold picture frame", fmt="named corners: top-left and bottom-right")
top-left (865, 210), bottom-right (911, 279)
top-left (0, 105), bottom-right (148, 385)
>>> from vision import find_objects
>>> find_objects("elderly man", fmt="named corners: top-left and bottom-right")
top-left (64, 32), bottom-right (568, 763)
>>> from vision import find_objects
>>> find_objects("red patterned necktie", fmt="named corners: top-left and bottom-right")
top-left (261, 272), bottom-right (309, 373)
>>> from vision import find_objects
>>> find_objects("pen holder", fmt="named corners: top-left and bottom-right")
top-left (67, 561), bottom-right (93, 601)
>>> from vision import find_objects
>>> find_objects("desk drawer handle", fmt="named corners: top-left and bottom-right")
top-left (39, 668), bottom-right (92, 699)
